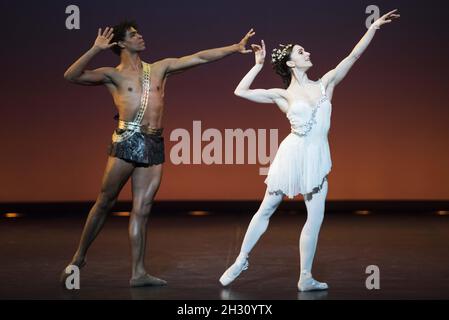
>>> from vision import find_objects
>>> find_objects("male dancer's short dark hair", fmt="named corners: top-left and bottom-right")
top-left (110, 20), bottom-right (139, 56)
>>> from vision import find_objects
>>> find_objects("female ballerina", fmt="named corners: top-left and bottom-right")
top-left (219, 9), bottom-right (399, 291)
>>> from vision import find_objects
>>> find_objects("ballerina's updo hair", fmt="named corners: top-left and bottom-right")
top-left (271, 44), bottom-right (294, 88)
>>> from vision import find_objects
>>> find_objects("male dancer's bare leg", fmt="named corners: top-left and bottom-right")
top-left (62, 157), bottom-right (135, 274)
top-left (128, 163), bottom-right (166, 287)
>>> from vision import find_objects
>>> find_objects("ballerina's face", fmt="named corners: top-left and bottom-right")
top-left (287, 44), bottom-right (313, 69)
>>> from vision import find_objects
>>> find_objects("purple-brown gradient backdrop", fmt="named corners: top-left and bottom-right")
top-left (1, 0), bottom-right (448, 201)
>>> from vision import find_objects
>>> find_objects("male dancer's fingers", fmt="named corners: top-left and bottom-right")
top-left (108, 42), bottom-right (118, 48)
top-left (108, 33), bottom-right (114, 41)
top-left (261, 39), bottom-right (265, 51)
top-left (242, 49), bottom-right (253, 54)
top-left (98, 28), bottom-right (102, 37)
top-left (106, 28), bottom-right (114, 38)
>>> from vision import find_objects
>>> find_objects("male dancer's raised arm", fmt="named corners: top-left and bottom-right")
top-left (64, 27), bottom-right (118, 85)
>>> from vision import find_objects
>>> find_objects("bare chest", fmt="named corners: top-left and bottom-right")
top-left (111, 69), bottom-right (165, 105)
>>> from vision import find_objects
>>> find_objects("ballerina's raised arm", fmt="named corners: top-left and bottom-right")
top-left (234, 40), bottom-right (289, 113)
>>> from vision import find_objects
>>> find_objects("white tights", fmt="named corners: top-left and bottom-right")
top-left (237, 180), bottom-right (328, 277)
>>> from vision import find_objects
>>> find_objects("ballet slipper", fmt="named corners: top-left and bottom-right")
top-left (298, 275), bottom-right (329, 292)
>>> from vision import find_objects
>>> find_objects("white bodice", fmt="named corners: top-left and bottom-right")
top-left (286, 79), bottom-right (332, 140)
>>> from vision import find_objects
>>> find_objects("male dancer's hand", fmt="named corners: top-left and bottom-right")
top-left (237, 28), bottom-right (256, 54)
top-left (251, 40), bottom-right (266, 65)
top-left (93, 27), bottom-right (118, 50)
top-left (371, 9), bottom-right (400, 29)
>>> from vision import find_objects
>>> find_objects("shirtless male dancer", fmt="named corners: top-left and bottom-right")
top-left (62, 21), bottom-right (255, 287)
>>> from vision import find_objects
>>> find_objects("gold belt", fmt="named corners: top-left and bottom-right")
top-left (118, 120), bottom-right (163, 135)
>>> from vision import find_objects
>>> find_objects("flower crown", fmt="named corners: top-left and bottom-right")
top-left (271, 44), bottom-right (293, 64)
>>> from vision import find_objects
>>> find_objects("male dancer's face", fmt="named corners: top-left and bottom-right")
top-left (288, 44), bottom-right (313, 69)
top-left (119, 27), bottom-right (146, 53)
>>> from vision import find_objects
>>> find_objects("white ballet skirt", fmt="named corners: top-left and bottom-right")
top-left (264, 79), bottom-right (332, 198)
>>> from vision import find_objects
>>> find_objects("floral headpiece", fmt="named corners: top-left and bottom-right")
top-left (271, 44), bottom-right (293, 64)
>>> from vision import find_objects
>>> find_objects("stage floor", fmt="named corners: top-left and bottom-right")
top-left (1, 210), bottom-right (448, 300)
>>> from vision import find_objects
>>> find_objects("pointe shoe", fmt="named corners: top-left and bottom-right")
top-left (219, 258), bottom-right (249, 286)
top-left (129, 274), bottom-right (167, 287)
top-left (297, 277), bottom-right (329, 292)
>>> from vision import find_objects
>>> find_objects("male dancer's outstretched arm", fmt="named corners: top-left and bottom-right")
top-left (322, 9), bottom-right (400, 92)
top-left (159, 29), bottom-right (255, 75)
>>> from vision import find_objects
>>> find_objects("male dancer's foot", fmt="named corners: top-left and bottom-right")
top-left (297, 271), bottom-right (328, 292)
top-left (219, 254), bottom-right (249, 286)
top-left (129, 274), bottom-right (167, 287)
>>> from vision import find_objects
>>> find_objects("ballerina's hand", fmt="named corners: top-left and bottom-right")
top-left (372, 9), bottom-right (400, 29)
top-left (251, 40), bottom-right (266, 65)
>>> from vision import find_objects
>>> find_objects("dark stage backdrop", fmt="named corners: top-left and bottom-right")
top-left (1, 0), bottom-right (448, 201)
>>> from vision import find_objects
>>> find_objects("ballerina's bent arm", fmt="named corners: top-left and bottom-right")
top-left (234, 40), bottom-right (289, 113)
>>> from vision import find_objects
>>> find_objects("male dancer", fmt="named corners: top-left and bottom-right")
top-left (62, 21), bottom-right (255, 287)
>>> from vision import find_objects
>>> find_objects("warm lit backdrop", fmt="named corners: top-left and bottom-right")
top-left (1, 0), bottom-right (448, 201)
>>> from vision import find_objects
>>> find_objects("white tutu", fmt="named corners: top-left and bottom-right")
top-left (264, 133), bottom-right (332, 198)
top-left (264, 79), bottom-right (332, 198)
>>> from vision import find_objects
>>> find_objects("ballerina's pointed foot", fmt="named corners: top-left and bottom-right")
top-left (297, 276), bottom-right (329, 292)
top-left (129, 274), bottom-right (167, 287)
top-left (219, 258), bottom-right (249, 286)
